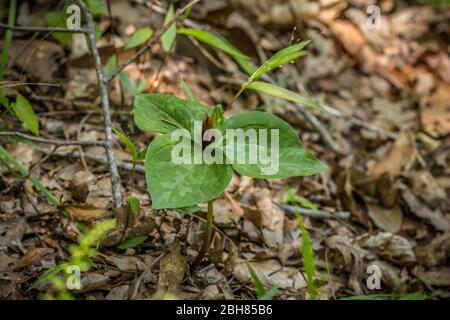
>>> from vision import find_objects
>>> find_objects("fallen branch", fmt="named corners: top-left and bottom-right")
top-left (275, 203), bottom-right (350, 220)
top-left (78, 0), bottom-right (122, 208)
top-left (106, 0), bottom-right (201, 83)
top-left (0, 22), bottom-right (86, 34)
top-left (0, 131), bottom-right (106, 146)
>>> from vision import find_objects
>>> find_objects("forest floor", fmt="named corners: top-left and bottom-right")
top-left (0, 0), bottom-right (449, 300)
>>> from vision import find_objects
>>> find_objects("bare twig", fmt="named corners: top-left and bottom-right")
top-left (0, 22), bottom-right (86, 34)
top-left (106, 0), bottom-right (201, 83)
top-left (0, 81), bottom-right (60, 89)
top-left (41, 148), bottom-right (145, 173)
top-left (77, 0), bottom-right (122, 208)
top-left (275, 202), bottom-right (350, 220)
top-left (294, 103), bottom-right (341, 153)
top-left (0, 131), bottom-right (107, 146)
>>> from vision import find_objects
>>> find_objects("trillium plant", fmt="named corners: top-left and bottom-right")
top-left (133, 39), bottom-right (327, 271)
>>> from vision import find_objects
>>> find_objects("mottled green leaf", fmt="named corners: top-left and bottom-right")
top-left (133, 93), bottom-right (211, 134)
top-left (224, 111), bottom-right (325, 179)
top-left (145, 135), bottom-right (233, 209)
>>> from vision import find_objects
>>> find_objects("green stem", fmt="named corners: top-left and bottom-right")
top-left (190, 200), bottom-right (214, 273)
top-left (0, 145), bottom-right (60, 206)
top-left (224, 86), bottom-right (245, 112)
top-left (0, 0), bottom-right (16, 82)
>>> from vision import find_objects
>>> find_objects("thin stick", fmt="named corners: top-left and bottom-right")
top-left (106, 0), bottom-right (201, 83)
top-left (275, 203), bottom-right (350, 220)
top-left (0, 131), bottom-right (107, 146)
top-left (0, 22), bottom-right (86, 34)
top-left (41, 148), bottom-right (145, 173)
top-left (190, 200), bottom-right (214, 273)
top-left (78, 0), bottom-right (122, 208)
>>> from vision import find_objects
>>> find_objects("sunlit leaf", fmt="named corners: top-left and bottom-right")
top-left (12, 94), bottom-right (39, 136)
top-left (180, 76), bottom-right (199, 103)
top-left (128, 196), bottom-right (140, 215)
top-left (244, 81), bottom-right (323, 111)
top-left (161, 4), bottom-right (176, 52)
top-left (249, 40), bottom-right (310, 81)
top-left (45, 12), bottom-right (72, 45)
top-left (177, 28), bottom-right (249, 60)
top-left (126, 27), bottom-right (153, 49)
top-left (296, 212), bottom-right (317, 299)
top-left (118, 236), bottom-right (148, 249)
top-left (112, 127), bottom-right (138, 162)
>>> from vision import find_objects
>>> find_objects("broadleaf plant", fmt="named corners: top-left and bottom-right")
top-left (133, 34), bottom-right (327, 272)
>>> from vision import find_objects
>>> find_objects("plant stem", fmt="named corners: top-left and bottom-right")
top-left (0, 0), bottom-right (16, 82)
top-left (224, 86), bottom-right (245, 111)
top-left (190, 200), bottom-right (214, 273)
top-left (0, 145), bottom-right (60, 206)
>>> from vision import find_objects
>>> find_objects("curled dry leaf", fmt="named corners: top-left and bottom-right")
top-left (233, 259), bottom-right (307, 290)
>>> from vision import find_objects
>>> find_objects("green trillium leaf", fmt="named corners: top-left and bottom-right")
top-left (223, 111), bottom-right (326, 179)
top-left (145, 135), bottom-right (233, 209)
top-left (249, 40), bottom-right (311, 81)
top-left (133, 93), bottom-right (211, 134)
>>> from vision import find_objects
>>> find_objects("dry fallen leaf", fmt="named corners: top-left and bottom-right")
top-left (357, 232), bottom-right (416, 265)
top-left (420, 82), bottom-right (450, 138)
top-left (64, 205), bottom-right (107, 222)
top-left (14, 247), bottom-right (54, 269)
top-left (233, 259), bottom-right (307, 290)
top-left (367, 203), bottom-right (403, 234)
top-left (401, 189), bottom-right (450, 232)
top-left (153, 241), bottom-right (188, 299)
top-left (370, 132), bottom-right (416, 179)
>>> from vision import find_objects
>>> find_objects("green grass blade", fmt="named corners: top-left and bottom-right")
top-left (243, 81), bottom-right (324, 112)
top-left (295, 212), bottom-right (317, 299)
top-left (162, 4), bottom-right (176, 52)
top-left (177, 28), bottom-right (249, 60)
top-left (249, 40), bottom-right (310, 81)
top-left (0, 145), bottom-right (60, 206)
top-left (0, 0), bottom-right (16, 82)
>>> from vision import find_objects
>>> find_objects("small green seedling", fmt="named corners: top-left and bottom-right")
top-left (133, 37), bottom-right (327, 272)
top-left (246, 262), bottom-right (278, 300)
